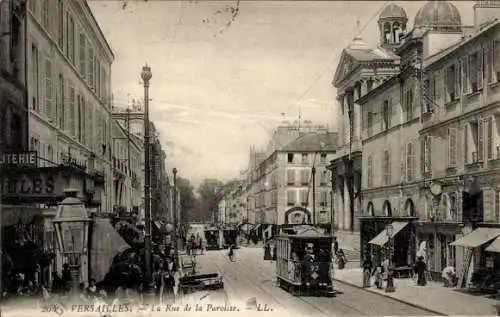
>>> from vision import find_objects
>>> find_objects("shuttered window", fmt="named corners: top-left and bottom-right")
top-left (496, 188), bottom-right (500, 222)
top-left (478, 119), bottom-right (484, 162)
top-left (88, 48), bottom-right (94, 88)
top-left (448, 128), bottom-right (457, 167)
top-left (367, 155), bottom-right (373, 188)
top-left (69, 86), bottom-right (75, 137)
top-left (287, 190), bottom-right (296, 205)
top-left (406, 143), bottom-right (415, 181)
top-left (383, 150), bottom-right (390, 185)
top-left (483, 188), bottom-right (494, 222)
top-left (44, 59), bottom-right (52, 121)
top-left (486, 117), bottom-right (493, 160)
top-left (58, 74), bottom-right (65, 129)
top-left (301, 169), bottom-right (309, 185)
top-left (461, 56), bottom-right (468, 94)
top-left (300, 190), bottom-right (308, 205)
top-left (455, 61), bottom-right (461, 97)
top-left (79, 34), bottom-right (86, 78)
top-left (367, 112), bottom-right (373, 137)
top-left (479, 47), bottom-right (484, 89)
top-left (424, 136), bottom-right (432, 174)
top-left (287, 169), bottom-right (295, 185)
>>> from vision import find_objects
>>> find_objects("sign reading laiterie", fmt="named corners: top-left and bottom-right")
top-left (0, 151), bottom-right (37, 167)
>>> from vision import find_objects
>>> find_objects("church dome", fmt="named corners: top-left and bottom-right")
top-left (379, 3), bottom-right (407, 21)
top-left (414, 1), bottom-right (462, 30)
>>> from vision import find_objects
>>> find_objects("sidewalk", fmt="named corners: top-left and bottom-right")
top-left (333, 268), bottom-right (500, 316)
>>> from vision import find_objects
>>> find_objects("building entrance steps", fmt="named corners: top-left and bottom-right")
top-left (333, 268), bottom-right (500, 316)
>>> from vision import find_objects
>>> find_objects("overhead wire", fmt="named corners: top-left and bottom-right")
top-left (298, 1), bottom-right (391, 222)
top-left (281, 0), bottom-right (392, 121)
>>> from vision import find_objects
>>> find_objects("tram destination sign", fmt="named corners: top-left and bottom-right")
top-left (0, 151), bottom-right (37, 168)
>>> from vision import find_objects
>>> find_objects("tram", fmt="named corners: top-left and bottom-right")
top-left (275, 225), bottom-right (335, 297)
top-left (204, 227), bottom-right (223, 250)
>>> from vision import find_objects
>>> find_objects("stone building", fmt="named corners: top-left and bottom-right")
top-left (0, 0), bottom-right (28, 154)
top-left (25, 0), bottom-right (113, 211)
top-left (251, 129), bottom-right (337, 241)
top-left (351, 0), bottom-right (500, 284)
top-left (328, 3), bottom-right (402, 257)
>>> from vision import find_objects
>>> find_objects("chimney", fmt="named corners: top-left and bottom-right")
top-left (474, 0), bottom-right (500, 30)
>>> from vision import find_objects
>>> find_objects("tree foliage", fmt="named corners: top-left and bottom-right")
top-left (177, 177), bottom-right (200, 223)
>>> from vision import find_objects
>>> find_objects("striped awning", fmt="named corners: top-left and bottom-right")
top-left (450, 228), bottom-right (500, 248)
top-left (90, 218), bottom-right (131, 282)
top-left (369, 221), bottom-right (409, 246)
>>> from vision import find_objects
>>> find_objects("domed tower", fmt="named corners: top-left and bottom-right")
top-left (414, 0), bottom-right (462, 32)
top-left (378, 2), bottom-right (408, 51)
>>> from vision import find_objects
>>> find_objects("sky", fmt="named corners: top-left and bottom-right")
top-left (88, 1), bottom-right (474, 186)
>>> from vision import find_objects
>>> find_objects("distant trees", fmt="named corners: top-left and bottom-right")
top-left (177, 177), bottom-right (200, 224)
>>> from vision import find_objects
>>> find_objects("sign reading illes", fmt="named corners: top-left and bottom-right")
top-left (0, 151), bottom-right (38, 167)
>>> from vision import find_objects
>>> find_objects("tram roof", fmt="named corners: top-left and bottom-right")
top-left (277, 225), bottom-right (332, 239)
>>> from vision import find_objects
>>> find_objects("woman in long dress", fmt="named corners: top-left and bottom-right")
top-left (414, 256), bottom-right (427, 286)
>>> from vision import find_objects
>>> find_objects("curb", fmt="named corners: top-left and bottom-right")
top-left (333, 278), bottom-right (447, 316)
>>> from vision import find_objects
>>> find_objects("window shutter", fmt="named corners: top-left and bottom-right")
top-left (444, 68), bottom-right (449, 103)
top-left (420, 138), bottom-right (426, 176)
top-left (455, 61), bottom-right (461, 99)
top-left (464, 124), bottom-right (469, 164)
top-left (479, 47), bottom-right (484, 89)
top-left (486, 42), bottom-right (492, 83)
top-left (487, 117), bottom-right (493, 160)
top-left (451, 128), bottom-right (457, 167)
top-left (447, 128), bottom-right (452, 167)
top-left (484, 188), bottom-right (494, 222)
top-left (461, 56), bottom-right (468, 94)
top-left (478, 119), bottom-right (484, 162)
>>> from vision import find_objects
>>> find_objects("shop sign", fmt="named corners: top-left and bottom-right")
top-left (0, 151), bottom-right (37, 168)
top-left (1, 171), bottom-right (61, 199)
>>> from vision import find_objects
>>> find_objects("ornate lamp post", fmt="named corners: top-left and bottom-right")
top-left (53, 189), bottom-right (91, 296)
top-left (385, 223), bottom-right (395, 292)
top-left (141, 64), bottom-right (155, 299)
top-left (173, 168), bottom-right (179, 267)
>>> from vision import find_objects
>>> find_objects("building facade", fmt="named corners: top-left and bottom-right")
top-left (355, 0), bottom-right (500, 284)
top-left (328, 5), bottom-right (401, 256)
top-left (252, 131), bottom-right (338, 240)
top-left (25, 0), bottom-right (113, 211)
top-left (111, 118), bottom-right (142, 215)
top-left (0, 0), bottom-right (28, 154)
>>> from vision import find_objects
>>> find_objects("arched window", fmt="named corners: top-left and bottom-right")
top-left (384, 22), bottom-right (392, 43)
top-left (383, 200), bottom-right (392, 217)
top-left (367, 202), bottom-right (375, 217)
top-left (392, 22), bottom-right (401, 43)
top-left (405, 199), bottom-right (415, 217)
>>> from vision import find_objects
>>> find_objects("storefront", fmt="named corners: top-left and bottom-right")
top-left (416, 222), bottom-right (462, 281)
top-left (360, 216), bottom-right (417, 266)
top-left (451, 226), bottom-right (500, 288)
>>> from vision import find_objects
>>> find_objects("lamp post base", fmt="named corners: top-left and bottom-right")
top-left (385, 272), bottom-right (396, 293)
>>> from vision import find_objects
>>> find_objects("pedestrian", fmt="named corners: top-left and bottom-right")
top-left (362, 253), bottom-right (373, 288)
top-left (414, 255), bottom-right (427, 286)
top-left (333, 237), bottom-right (339, 256)
top-left (163, 257), bottom-right (176, 303)
top-left (336, 249), bottom-right (346, 270)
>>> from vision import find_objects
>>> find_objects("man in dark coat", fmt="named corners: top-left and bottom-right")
top-left (414, 256), bottom-right (427, 286)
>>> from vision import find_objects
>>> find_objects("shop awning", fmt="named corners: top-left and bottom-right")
top-left (450, 228), bottom-right (500, 248)
top-left (90, 218), bottom-right (131, 282)
top-left (253, 224), bottom-right (262, 232)
top-left (369, 221), bottom-right (409, 246)
top-left (485, 235), bottom-right (500, 253)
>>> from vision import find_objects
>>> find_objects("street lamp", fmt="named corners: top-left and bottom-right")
top-left (173, 168), bottom-right (179, 267)
top-left (53, 189), bottom-right (90, 296)
top-left (141, 64), bottom-right (155, 299)
top-left (385, 223), bottom-right (395, 293)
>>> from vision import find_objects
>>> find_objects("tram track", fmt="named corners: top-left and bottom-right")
top-left (216, 248), bottom-right (435, 316)
top-left (209, 249), bottom-right (368, 316)
top-left (223, 250), bottom-right (370, 317)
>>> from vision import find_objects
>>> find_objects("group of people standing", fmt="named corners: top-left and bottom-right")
top-left (362, 250), bottom-right (429, 289)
